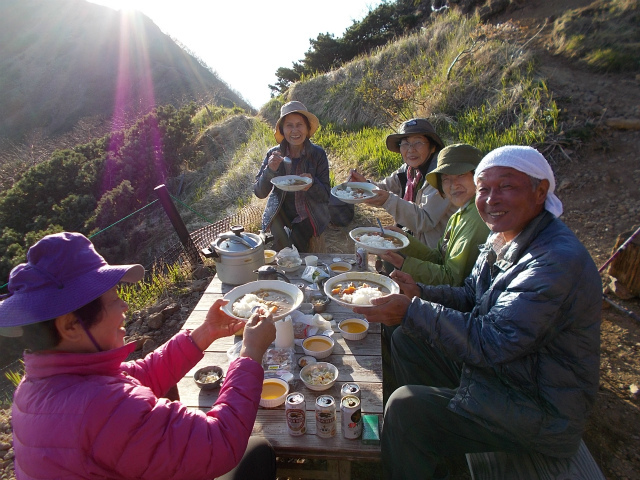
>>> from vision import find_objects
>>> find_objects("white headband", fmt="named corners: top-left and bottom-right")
top-left (474, 145), bottom-right (563, 217)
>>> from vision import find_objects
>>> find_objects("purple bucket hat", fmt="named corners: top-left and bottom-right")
top-left (0, 232), bottom-right (144, 335)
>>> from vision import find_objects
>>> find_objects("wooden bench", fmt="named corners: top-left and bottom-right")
top-left (466, 440), bottom-right (605, 480)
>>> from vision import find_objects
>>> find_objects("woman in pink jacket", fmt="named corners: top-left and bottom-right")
top-left (0, 232), bottom-right (277, 480)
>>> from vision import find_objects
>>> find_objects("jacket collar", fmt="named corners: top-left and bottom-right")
top-left (484, 210), bottom-right (555, 272)
top-left (23, 341), bottom-right (137, 380)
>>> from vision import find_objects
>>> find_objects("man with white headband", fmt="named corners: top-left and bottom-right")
top-left (354, 145), bottom-right (602, 480)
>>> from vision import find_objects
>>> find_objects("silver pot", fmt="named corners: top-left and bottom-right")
top-left (204, 226), bottom-right (265, 285)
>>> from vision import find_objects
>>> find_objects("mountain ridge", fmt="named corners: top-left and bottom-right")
top-left (0, 0), bottom-right (250, 142)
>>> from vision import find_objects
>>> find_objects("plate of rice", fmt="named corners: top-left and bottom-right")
top-left (330, 182), bottom-right (377, 204)
top-left (349, 226), bottom-right (409, 254)
top-left (271, 175), bottom-right (312, 192)
top-left (323, 272), bottom-right (399, 310)
top-left (222, 280), bottom-right (304, 321)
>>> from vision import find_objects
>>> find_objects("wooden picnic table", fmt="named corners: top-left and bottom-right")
top-left (177, 253), bottom-right (383, 480)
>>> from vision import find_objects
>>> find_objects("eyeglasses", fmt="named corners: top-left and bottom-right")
top-left (399, 141), bottom-right (429, 150)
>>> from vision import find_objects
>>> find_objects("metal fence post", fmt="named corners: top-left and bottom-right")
top-left (154, 184), bottom-right (202, 266)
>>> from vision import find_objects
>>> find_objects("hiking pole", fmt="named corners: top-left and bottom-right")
top-left (598, 226), bottom-right (640, 322)
top-left (598, 225), bottom-right (640, 273)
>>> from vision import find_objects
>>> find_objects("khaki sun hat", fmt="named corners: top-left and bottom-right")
top-left (274, 101), bottom-right (320, 143)
top-left (426, 143), bottom-right (484, 191)
top-left (385, 118), bottom-right (445, 153)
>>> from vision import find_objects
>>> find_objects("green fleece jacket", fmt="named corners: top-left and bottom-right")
top-left (400, 200), bottom-right (489, 286)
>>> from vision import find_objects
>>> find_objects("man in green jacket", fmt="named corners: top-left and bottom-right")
top-left (380, 144), bottom-right (489, 286)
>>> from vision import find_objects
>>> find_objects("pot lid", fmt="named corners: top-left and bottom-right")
top-left (213, 226), bottom-right (262, 253)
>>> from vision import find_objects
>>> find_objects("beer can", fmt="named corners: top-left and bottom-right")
top-left (285, 392), bottom-right (306, 436)
top-left (340, 395), bottom-right (363, 439)
top-left (315, 394), bottom-right (337, 438)
top-left (355, 247), bottom-right (368, 271)
top-left (341, 382), bottom-right (361, 400)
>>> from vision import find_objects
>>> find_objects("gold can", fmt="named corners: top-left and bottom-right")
top-left (285, 392), bottom-right (306, 436)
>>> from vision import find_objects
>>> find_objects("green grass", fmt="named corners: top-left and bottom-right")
top-left (118, 263), bottom-right (190, 316)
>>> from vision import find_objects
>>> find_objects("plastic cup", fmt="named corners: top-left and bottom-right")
top-left (305, 255), bottom-right (318, 267)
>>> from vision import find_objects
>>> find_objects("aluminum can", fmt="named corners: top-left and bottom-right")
top-left (340, 395), bottom-right (363, 439)
top-left (355, 247), bottom-right (368, 271)
top-left (285, 392), bottom-right (306, 436)
top-left (341, 382), bottom-right (361, 400)
top-left (315, 394), bottom-right (337, 438)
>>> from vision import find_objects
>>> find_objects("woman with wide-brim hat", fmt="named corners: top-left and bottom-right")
top-left (1, 232), bottom-right (277, 479)
top-left (254, 101), bottom-right (331, 253)
top-left (349, 118), bottom-right (457, 249)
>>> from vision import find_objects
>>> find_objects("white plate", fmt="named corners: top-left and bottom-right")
top-left (323, 272), bottom-right (399, 310)
top-left (222, 280), bottom-right (304, 321)
top-left (349, 226), bottom-right (410, 254)
top-left (330, 182), bottom-right (377, 204)
top-left (271, 175), bottom-right (312, 192)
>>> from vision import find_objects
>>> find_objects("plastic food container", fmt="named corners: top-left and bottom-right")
top-left (260, 377), bottom-right (290, 408)
top-left (302, 335), bottom-right (335, 359)
top-left (338, 318), bottom-right (369, 341)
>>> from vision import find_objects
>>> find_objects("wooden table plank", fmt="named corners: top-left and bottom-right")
top-left (179, 253), bottom-right (383, 465)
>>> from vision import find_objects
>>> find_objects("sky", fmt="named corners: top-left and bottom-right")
top-left (87, 0), bottom-right (385, 109)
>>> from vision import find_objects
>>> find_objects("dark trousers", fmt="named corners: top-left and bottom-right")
top-left (381, 328), bottom-right (527, 480)
top-left (270, 211), bottom-right (314, 252)
top-left (217, 437), bottom-right (276, 480)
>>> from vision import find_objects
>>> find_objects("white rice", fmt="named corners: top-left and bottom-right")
top-left (342, 287), bottom-right (383, 305)
top-left (232, 293), bottom-right (268, 318)
top-left (358, 234), bottom-right (397, 250)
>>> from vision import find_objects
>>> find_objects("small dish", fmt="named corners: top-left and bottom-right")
top-left (277, 257), bottom-right (303, 273)
top-left (302, 335), bottom-right (335, 359)
top-left (300, 362), bottom-right (338, 391)
top-left (260, 377), bottom-right (290, 408)
top-left (298, 355), bottom-right (318, 368)
top-left (264, 249), bottom-right (277, 264)
top-left (338, 318), bottom-right (370, 341)
top-left (311, 295), bottom-right (331, 313)
top-left (329, 261), bottom-right (352, 275)
top-left (194, 365), bottom-right (224, 390)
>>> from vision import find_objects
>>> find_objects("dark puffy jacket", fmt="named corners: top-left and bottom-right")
top-left (404, 211), bottom-right (601, 457)
top-left (254, 140), bottom-right (330, 237)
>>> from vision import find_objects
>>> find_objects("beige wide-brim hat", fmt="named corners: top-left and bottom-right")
top-left (385, 118), bottom-right (444, 153)
top-left (274, 101), bottom-right (320, 143)
top-left (426, 143), bottom-right (484, 190)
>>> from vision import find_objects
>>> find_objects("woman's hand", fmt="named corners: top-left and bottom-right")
top-left (267, 150), bottom-right (284, 172)
top-left (352, 294), bottom-right (411, 326)
top-left (299, 172), bottom-right (313, 191)
top-left (240, 308), bottom-right (276, 363)
top-left (348, 169), bottom-right (367, 183)
top-left (389, 270), bottom-right (421, 298)
top-left (364, 188), bottom-right (390, 206)
top-left (190, 299), bottom-right (245, 351)
top-left (380, 251), bottom-right (405, 269)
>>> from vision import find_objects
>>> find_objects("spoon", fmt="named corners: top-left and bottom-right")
top-left (376, 218), bottom-right (385, 236)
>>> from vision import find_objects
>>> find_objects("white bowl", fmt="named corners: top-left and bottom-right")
top-left (300, 362), bottom-right (338, 392)
top-left (264, 249), bottom-right (277, 264)
top-left (277, 257), bottom-right (303, 273)
top-left (259, 377), bottom-right (290, 408)
top-left (302, 335), bottom-right (335, 359)
top-left (338, 318), bottom-right (370, 341)
top-left (328, 261), bottom-right (352, 275)
top-left (349, 226), bottom-right (410, 255)
top-left (324, 272), bottom-right (399, 310)
top-left (270, 175), bottom-right (312, 192)
top-left (222, 280), bottom-right (304, 321)
top-left (330, 182), bottom-right (377, 204)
